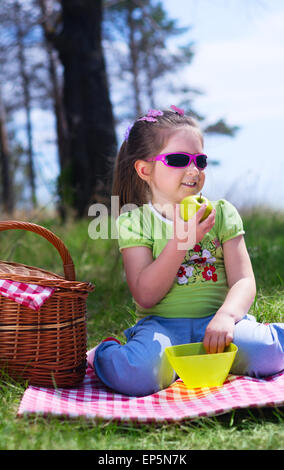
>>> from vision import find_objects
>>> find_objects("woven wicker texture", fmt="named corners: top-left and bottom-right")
top-left (0, 221), bottom-right (94, 388)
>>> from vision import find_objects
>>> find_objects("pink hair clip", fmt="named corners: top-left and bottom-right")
top-left (125, 109), bottom-right (164, 140)
top-left (137, 109), bottom-right (164, 123)
top-left (170, 105), bottom-right (185, 116)
top-left (137, 116), bottom-right (157, 122)
top-left (147, 109), bottom-right (164, 117)
top-left (124, 124), bottom-right (133, 141)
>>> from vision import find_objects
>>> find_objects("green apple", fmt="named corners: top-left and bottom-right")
top-left (180, 194), bottom-right (213, 222)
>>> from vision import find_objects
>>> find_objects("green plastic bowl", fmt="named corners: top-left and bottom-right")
top-left (165, 342), bottom-right (238, 388)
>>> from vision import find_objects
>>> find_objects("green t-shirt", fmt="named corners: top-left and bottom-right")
top-left (117, 199), bottom-right (245, 319)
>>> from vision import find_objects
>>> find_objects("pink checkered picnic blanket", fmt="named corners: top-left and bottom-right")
top-left (17, 367), bottom-right (284, 422)
top-left (0, 279), bottom-right (54, 310)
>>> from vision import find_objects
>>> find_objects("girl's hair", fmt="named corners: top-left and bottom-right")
top-left (112, 109), bottom-right (203, 211)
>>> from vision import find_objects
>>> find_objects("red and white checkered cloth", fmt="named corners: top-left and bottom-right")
top-left (17, 367), bottom-right (284, 422)
top-left (0, 279), bottom-right (54, 311)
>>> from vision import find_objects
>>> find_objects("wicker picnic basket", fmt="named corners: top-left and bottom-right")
top-left (0, 220), bottom-right (94, 388)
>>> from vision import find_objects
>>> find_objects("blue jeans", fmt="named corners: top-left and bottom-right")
top-left (93, 314), bottom-right (284, 396)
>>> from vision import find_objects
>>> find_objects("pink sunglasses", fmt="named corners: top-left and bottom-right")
top-left (147, 152), bottom-right (207, 170)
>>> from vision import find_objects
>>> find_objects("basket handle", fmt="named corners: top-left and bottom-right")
top-left (0, 220), bottom-right (76, 281)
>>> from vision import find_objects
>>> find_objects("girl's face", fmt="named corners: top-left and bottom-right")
top-left (146, 127), bottom-right (206, 209)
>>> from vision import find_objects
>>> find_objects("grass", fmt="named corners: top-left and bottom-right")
top-left (0, 207), bottom-right (283, 450)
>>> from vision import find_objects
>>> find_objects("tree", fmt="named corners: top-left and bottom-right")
top-left (0, 84), bottom-right (14, 214)
top-left (0, 0), bottom-right (240, 216)
top-left (13, 1), bottom-right (37, 208)
top-left (0, 0), bottom-right (47, 209)
top-left (104, 0), bottom-right (238, 138)
top-left (104, 0), bottom-right (197, 118)
top-left (49, 0), bottom-right (117, 217)
top-left (37, 0), bottom-right (70, 219)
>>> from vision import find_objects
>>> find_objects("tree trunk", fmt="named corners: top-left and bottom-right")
top-left (0, 87), bottom-right (14, 214)
top-left (14, 1), bottom-right (37, 209)
top-left (54, 0), bottom-right (117, 217)
top-left (38, 0), bottom-right (71, 220)
top-left (47, 46), bottom-right (71, 220)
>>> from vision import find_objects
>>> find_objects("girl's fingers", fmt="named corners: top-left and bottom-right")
top-left (203, 335), bottom-right (210, 354)
top-left (217, 335), bottom-right (226, 353)
top-left (200, 209), bottom-right (216, 231)
top-left (225, 332), bottom-right (233, 346)
top-left (203, 332), bottom-right (226, 354)
top-left (208, 335), bottom-right (218, 354)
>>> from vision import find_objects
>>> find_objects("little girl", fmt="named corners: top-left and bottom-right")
top-left (88, 106), bottom-right (284, 396)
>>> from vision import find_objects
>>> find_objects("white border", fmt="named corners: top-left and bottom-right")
top-left (148, 201), bottom-right (173, 225)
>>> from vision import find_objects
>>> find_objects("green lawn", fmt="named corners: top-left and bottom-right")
top-left (0, 208), bottom-right (283, 450)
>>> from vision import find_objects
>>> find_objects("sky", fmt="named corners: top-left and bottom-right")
top-left (161, 0), bottom-right (284, 210)
top-left (32, 0), bottom-right (284, 211)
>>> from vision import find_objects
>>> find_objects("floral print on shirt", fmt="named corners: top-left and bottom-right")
top-left (176, 238), bottom-right (221, 285)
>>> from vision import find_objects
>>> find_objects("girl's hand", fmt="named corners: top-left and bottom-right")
top-left (203, 311), bottom-right (235, 354)
top-left (173, 204), bottom-right (216, 250)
